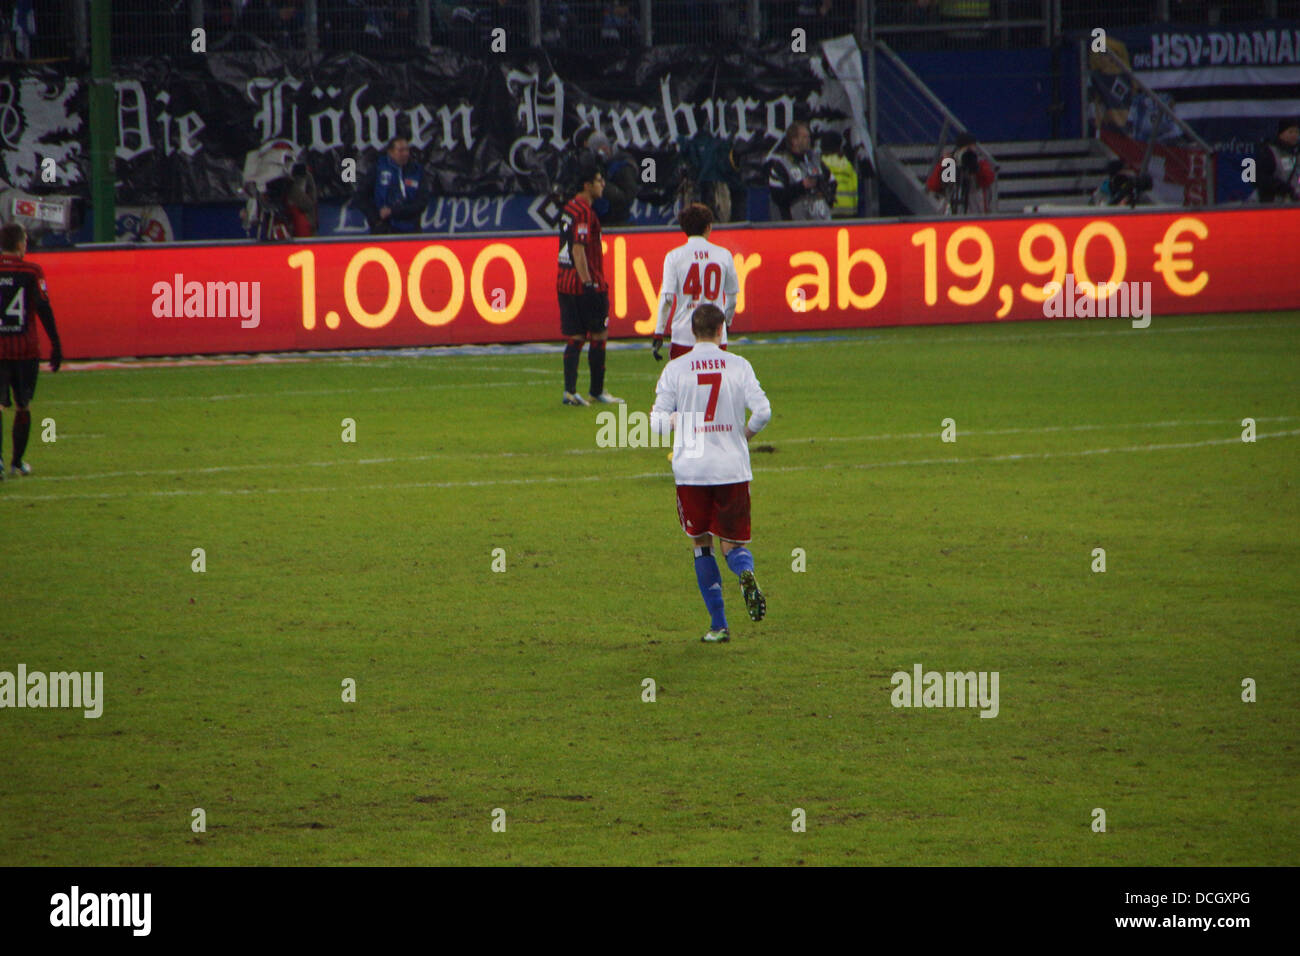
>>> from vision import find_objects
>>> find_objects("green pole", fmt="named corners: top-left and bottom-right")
top-left (89, 0), bottom-right (114, 243)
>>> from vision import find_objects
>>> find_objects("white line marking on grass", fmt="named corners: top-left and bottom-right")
top-left (29, 418), bottom-right (1291, 484)
top-left (58, 317), bottom-right (1298, 376)
top-left (65, 318), bottom-right (1300, 372)
top-left (42, 380), bottom-right (542, 406)
top-left (44, 372), bottom-right (662, 406)
top-left (778, 321), bottom-right (1300, 349)
top-left (776, 416), bottom-right (1298, 446)
top-left (759, 430), bottom-right (1300, 476)
top-left (5, 430), bottom-right (1296, 503)
top-left (456, 365), bottom-right (554, 375)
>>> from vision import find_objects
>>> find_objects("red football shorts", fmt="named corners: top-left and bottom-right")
top-left (675, 481), bottom-right (751, 543)
top-left (668, 342), bottom-right (728, 359)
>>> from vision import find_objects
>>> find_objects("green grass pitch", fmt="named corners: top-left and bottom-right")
top-left (1, 310), bottom-right (1296, 866)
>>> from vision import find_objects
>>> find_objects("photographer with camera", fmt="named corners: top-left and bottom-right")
top-left (240, 139), bottom-right (317, 240)
top-left (766, 121), bottom-right (835, 221)
top-left (1256, 118), bottom-right (1300, 204)
top-left (1090, 159), bottom-right (1153, 208)
top-left (676, 129), bottom-right (742, 224)
top-left (925, 132), bottom-right (996, 215)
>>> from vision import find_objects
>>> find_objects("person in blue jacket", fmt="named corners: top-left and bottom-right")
top-left (372, 137), bottom-right (431, 233)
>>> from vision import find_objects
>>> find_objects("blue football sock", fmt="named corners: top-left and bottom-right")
top-left (694, 547), bottom-right (727, 630)
top-left (724, 546), bottom-right (755, 578)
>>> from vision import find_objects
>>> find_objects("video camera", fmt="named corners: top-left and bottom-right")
top-left (1102, 159), bottom-right (1153, 207)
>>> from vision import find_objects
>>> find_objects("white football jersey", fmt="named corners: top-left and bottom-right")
top-left (651, 342), bottom-right (771, 486)
top-left (655, 235), bottom-right (740, 347)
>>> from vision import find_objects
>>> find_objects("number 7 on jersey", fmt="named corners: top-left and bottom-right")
top-left (697, 372), bottom-right (721, 422)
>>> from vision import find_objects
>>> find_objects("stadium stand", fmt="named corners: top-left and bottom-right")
top-left (2, 0), bottom-right (1296, 243)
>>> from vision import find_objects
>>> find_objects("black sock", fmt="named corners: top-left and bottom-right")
top-left (588, 340), bottom-right (607, 396)
top-left (563, 340), bottom-right (583, 393)
top-left (12, 408), bottom-right (30, 464)
top-left (0, 410), bottom-right (4, 464)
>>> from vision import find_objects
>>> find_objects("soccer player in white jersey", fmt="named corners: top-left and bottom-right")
top-left (652, 203), bottom-right (740, 361)
top-left (651, 304), bottom-right (771, 643)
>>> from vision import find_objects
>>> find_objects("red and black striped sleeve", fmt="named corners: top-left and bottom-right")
top-left (28, 261), bottom-right (58, 343)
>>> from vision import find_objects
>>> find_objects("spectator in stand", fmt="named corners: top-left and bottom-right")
top-left (480, 0), bottom-right (529, 45)
top-left (204, 0), bottom-right (257, 50)
top-left (108, 0), bottom-right (190, 57)
top-left (372, 137), bottom-right (431, 233)
top-left (925, 132), bottom-right (996, 214)
top-left (766, 120), bottom-right (834, 221)
top-left (936, 0), bottom-right (990, 47)
top-left (600, 2), bottom-right (639, 47)
top-left (819, 130), bottom-right (859, 217)
top-left (554, 127), bottom-right (598, 204)
top-left (796, 0), bottom-right (850, 41)
top-left (323, 0), bottom-right (365, 36)
top-left (586, 132), bottom-right (640, 225)
top-left (244, 0), bottom-right (305, 47)
top-left (323, 1), bottom-right (416, 52)
top-left (540, 1), bottom-right (571, 46)
top-left (1256, 118), bottom-right (1300, 204)
top-left (448, 4), bottom-right (480, 47)
top-left (3, 0), bottom-right (35, 59)
top-left (274, 2), bottom-right (306, 46)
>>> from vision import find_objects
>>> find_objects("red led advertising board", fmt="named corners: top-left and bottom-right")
top-left (32, 208), bottom-right (1300, 359)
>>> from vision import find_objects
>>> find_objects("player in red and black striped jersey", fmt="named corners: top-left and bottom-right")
top-left (0, 223), bottom-right (62, 479)
top-left (556, 160), bottom-right (622, 406)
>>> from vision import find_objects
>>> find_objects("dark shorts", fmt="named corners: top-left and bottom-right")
top-left (0, 359), bottom-right (39, 407)
top-left (559, 290), bottom-right (609, 337)
top-left (676, 481), bottom-right (752, 543)
top-left (669, 342), bottom-right (728, 359)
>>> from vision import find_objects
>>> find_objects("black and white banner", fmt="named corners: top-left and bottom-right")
top-left (0, 38), bottom-right (870, 206)
top-left (1090, 22), bottom-right (1300, 149)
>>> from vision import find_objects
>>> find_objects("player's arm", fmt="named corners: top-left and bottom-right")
top-left (649, 366), bottom-right (678, 436)
top-left (570, 211), bottom-right (597, 287)
top-left (34, 272), bottom-right (61, 372)
top-left (655, 252), bottom-right (676, 338)
top-left (373, 167), bottom-right (391, 214)
top-left (742, 366), bottom-right (771, 440)
top-left (572, 243), bottom-right (593, 286)
top-left (722, 257), bottom-right (739, 326)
